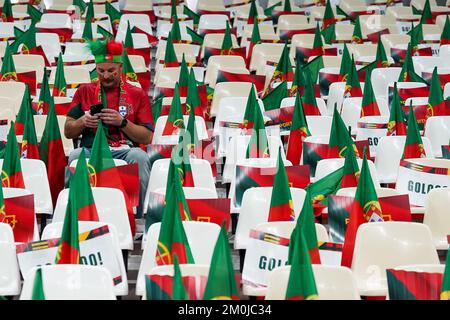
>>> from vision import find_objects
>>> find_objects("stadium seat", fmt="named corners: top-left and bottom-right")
top-left (424, 116), bottom-right (450, 158)
top-left (0, 222), bottom-right (21, 296)
top-left (152, 115), bottom-right (208, 145)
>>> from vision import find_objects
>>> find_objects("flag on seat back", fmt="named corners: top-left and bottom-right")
top-left (441, 249), bottom-right (450, 300)
top-left (15, 85), bottom-right (35, 135)
top-left (20, 101), bottom-right (39, 160)
top-left (89, 121), bottom-right (136, 235)
top-left (268, 148), bottom-right (295, 222)
top-left (247, 0), bottom-right (258, 25)
top-left (0, 43), bottom-right (17, 81)
top-left (243, 88), bottom-right (258, 131)
top-left (105, 2), bottom-right (121, 33)
top-left (329, 105), bottom-right (359, 158)
top-left (121, 49), bottom-right (138, 83)
top-left (156, 157), bottom-right (194, 266)
top-left (177, 55), bottom-right (189, 91)
top-left (341, 149), bottom-right (383, 268)
top-left (338, 44), bottom-right (351, 81)
top-left (286, 218), bottom-right (319, 300)
top-left (203, 223), bottom-right (240, 300)
top-left (441, 16), bottom-right (450, 45)
top-left (263, 44), bottom-right (293, 97)
top-left (164, 32), bottom-right (179, 67)
top-left (39, 100), bottom-right (66, 207)
top-left (36, 68), bottom-right (51, 115)
top-left (322, 0), bottom-right (337, 30)
top-left (2, 124), bottom-right (25, 188)
top-left (186, 68), bottom-right (204, 117)
top-left (398, 43), bottom-right (428, 84)
top-left (321, 22), bottom-right (336, 45)
top-left (419, 0), bottom-right (433, 24)
top-left (343, 56), bottom-right (363, 98)
top-left (351, 17), bottom-right (363, 44)
top-left (262, 80), bottom-right (288, 111)
top-left (427, 67), bottom-right (448, 117)
top-left (172, 255), bottom-right (189, 300)
top-left (375, 34), bottom-right (389, 68)
top-left (53, 53), bottom-right (67, 97)
top-left (402, 104), bottom-right (426, 159)
top-left (286, 91), bottom-right (310, 165)
top-left (387, 82), bottom-right (407, 136)
top-left (361, 70), bottom-right (381, 117)
top-left (1, 0), bottom-right (13, 22)
top-left (387, 268), bottom-right (444, 300)
top-left (163, 83), bottom-right (185, 136)
top-left (246, 102), bottom-right (270, 159)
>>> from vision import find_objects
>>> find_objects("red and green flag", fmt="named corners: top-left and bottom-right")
top-left (163, 83), bottom-right (185, 135)
top-left (203, 222), bottom-right (239, 300)
top-left (156, 161), bottom-right (195, 265)
top-left (97, 24), bottom-right (114, 40)
top-left (387, 82), bottom-right (407, 136)
top-left (290, 191), bottom-right (321, 264)
top-left (286, 218), bottom-right (319, 300)
top-left (121, 49), bottom-right (138, 83)
top-left (296, 23), bottom-right (325, 67)
top-left (398, 44), bottom-right (428, 84)
top-left (402, 104), bottom-right (426, 159)
top-left (20, 103), bottom-right (39, 160)
top-left (322, 0), bottom-right (336, 30)
top-left (341, 141), bottom-right (361, 188)
top-left (268, 148), bottom-right (295, 221)
top-left (247, 0), bottom-right (258, 24)
top-left (53, 53), bottom-right (67, 97)
top-left (387, 268), bottom-right (444, 300)
top-left (262, 80), bottom-right (288, 111)
top-left (375, 34), bottom-right (389, 68)
top-left (290, 62), bottom-right (306, 97)
top-left (89, 121), bottom-right (136, 234)
top-left (441, 249), bottom-right (450, 300)
top-left (351, 17), bottom-right (363, 44)
top-left (55, 151), bottom-right (96, 264)
top-left (183, 100), bottom-right (201, 157)
top-left (164, 32), bottom-right (179, 67)
top-left (105, 1), bottom-right (122, 33)
top-left (341, 150), bottom-right (383, 268)
top-left (186, 68), bottom-right (203, 117)
top-left (183, 5), bottom-right (200, 28)
top-left (419, 0), bottom-right (433, 24)
top-left (177, 54), bottom-right (189, 90)
top-left (286, 91), bottom-right (310, 165)
top-left (427, 67), bottom-right (447, 117)
top-left (441, 16), bottom-right (450, 45)
top-left (39, 100), bottom-right (66, 207)
top-left (302, 55), bottom-right (324, 86)
top-left (0, 42), bottom-right (17, 81)
top-left (1, 0), bottom-right (13, 22)
top-left (124, 21), bottom-right (134, 48)
top-left (31, 268), bottom-right (45, 300)
top-left (247, 18), bottom-right (262, 64)
top-left (2, 124), bottom-right (25, 189)
top-left (14, 84), bottom-right (35, 135)
top-left (36, 68), bottom-right (51, 115)
top-left (329, 105), bottom-right (359, 158)
top-left (343, 56), bottom-right (363, 98)
top-left (174, 132), bottom-right (195, 188)
top-left (243, 88), bottom-right (258, 130)
top-left (263, 43), bottom-right (293, 97)
top-left (302, 71), bottom-right (321, 115)
top-left (246, 103), bottom-right (270, 158)
top-left (170, 14), bottom-right (182, 42)
top-left (360, 70), bottom-right (381, 117)
top-left (82, 12), bottom-right (94, 41)
top-left (321, 22), bottom-right (336, 45)
top-left (221, 21), bottom-right (233, 52)
top-left (338, 44), bottom-right (352, 81)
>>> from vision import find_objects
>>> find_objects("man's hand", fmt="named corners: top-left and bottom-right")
top-left (99, 108), bottom-right (123, 127)
top-left (84, 111), bottom-right (99, 129)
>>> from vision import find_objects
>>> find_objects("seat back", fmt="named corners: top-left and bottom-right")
top-left (424, 116), bottom-right (450, 158)
top-left (20, 265), bottom-right (116, 300)
top-left (370, 67), bottom-right (402, 99)
top-left (352, 222), bottom-right (439, 296)
top-left (210, 82), bottom-right (255, 117)
top-left (0, 222), bottom-right (21, 296)
top-left (265, 265), bottom-right (361, 300)
top-left (234, 187), bottom-right (306, 249)
top-left (53, 187), bottom-right (133, 250)
top-left (152, 115), bottom-right (208, 145)
top-left (136, 221), bottom-right (221, 296)
top-left (41, 221), bottom-right (128, 296)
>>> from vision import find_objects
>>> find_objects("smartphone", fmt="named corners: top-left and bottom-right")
top-left (90, 103), bottom-right (103, 116)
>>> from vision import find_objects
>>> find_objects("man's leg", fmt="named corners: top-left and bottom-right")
top-left (111, 148), bottom-right (151, 218)
top-left (65, 148), bottom-right (91, 187)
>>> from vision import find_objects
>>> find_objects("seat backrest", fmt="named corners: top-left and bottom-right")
top-left (136, 221), bottom-right (221, 296)
top-left (249, 43), bottom-right (285, 74)
top-left (336, 187), bottom-right (401, 198)
top-left (265, 265), bottom-right (361, 300)
top-left (53, 187), bottom-right (133, 250)
top-left (0, 222), bottom-right (21, 296)
top-left (20, 265), bottom-right (116, 300)
top-left (198, 14), bottom-right (229, 31)
top-left (234, 187), bottom-right (306, 249)
top-left (41, 221), bottom-right (128, 296)
top-left (0, 81), bottom-right (25, 114)
top-left (152, 115), bottom-right (208, 144)
top-left (210, 82), bottom-right (255, 117)
top-left (375, 136), bottom-right (434, 184)
top-left (412, 56), bottom-right (444, 76)
top-left (153, 187), bottom-right (218, 199)
top-left (352, 222), bottom-right (439, 295)
top-left (370, 67), bottom-right (402, 99)
top-left (327, 82), bottom-right (365, 113)
top-left (280, 97), bottom-right (327, 116)
top-left (424, 116), bottom-right (450, 158)
top-left (423, 188), bottom-right (450, 250)
top-left (204, 55), bottom-right (247, 86)
top-left (314, 158), bottom-right (380, 187)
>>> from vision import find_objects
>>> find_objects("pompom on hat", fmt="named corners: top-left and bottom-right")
top-left (88, 39), bottom-right (123, 64)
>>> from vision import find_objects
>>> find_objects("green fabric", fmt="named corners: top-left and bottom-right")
top-left (402, 104), bottom-right (424, 159)
top-left (15, 85), bottom-right (35, 127)
top-left (0, 42), bottom-right (17, 79)
top-left (31, 268), bottom-right (45, 300)
top-left (221, 21), bottom-right (233, 51)
top-left (11, 23), bottom-right (37, 53)
top-left (54, 53), bottom-right (67, 96)
top-left (243, 88), bottom-right (258, 128)
top-left (329, 106), bottom-right (357, 157)
top-left (39, 101), bottom-right (61, 165)
top-left (178, 55), bottom-right (189, 88)
top-left (441, 16), bottom-right (450, 44)
top-left (203, 223), bottom-right (239, 300)
top-left (172, 255), bottom-right (189, 300)
top-left (339, 44), bottom-right (351, 80)
top-left (3, 123), bottom-right (23, 179)
top-left (352, 16), bottom-right (363, 43)
top-left (124, 21), bottom-right (134, 48)
top-left (427, 67), bottom-right (444, 112)
top-left (262, 80), bottom-right (288, 111)
top-left (246, 102), bottom-right (270, 158)
top-left (441, 249), bottom-right (450, 299)
top-left (164, 32), bottom-right (178, 65)
top-left (419, 0), bottom-right (432, 24)
top-left (292, 91), bottom-right (310, 133)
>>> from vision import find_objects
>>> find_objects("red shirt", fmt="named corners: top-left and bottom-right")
top-left (67, 82), bottom-right (153, 148)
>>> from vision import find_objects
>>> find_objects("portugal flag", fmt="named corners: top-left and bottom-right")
top-left (39, 100), bottom-right (67, 206)
top-left (322, 0), bottom-right (336, 30)
top-left (338, 44), bottom-right (351, 81)
top-left (172, 255), bottom-right (189, 300)
top-left (246, 104), bottom-right (270, 159)
top-left (286, 91), bottom-right (310, 165)
top-left (162, 83), bottom-right (185, 136)
top-left (1, 0), bottom-right (13, 22)
top-left (203, 222), bottom-right (239, 300)
top-left (286, 220), bottom-right (319, 300)
top-left (164, 32), bottom-right (179, 67)
top-left (398, 44), bottom-right (428, 84)
top-left (268, 148), bottom-right (295, 222)
top-left (351, 17), bottom-right (363, 44)
top-left (14, 84), bottom-right (35, 136)
top-left (441, 16), bottom-right (450, 46)
top-left (427, 67), bottom-right (447, 117)
top-left (360, 71), bottom-right (381, 117)
top-left (243, 88), bottom-right (258, 131)
top-left (20, 103), bottom-right (39, 160)
top-left (0, 43), bottom-right (17, 81)
top-left (31, 268), bottom-right (45, 300)
top-left (290, 191), bottom-right (321, 264)
top-left (36, 68), bottom-right (51, 115)
top-left (441, 250), bottom-right (450, 300)
top-left (263, 43), bottom-right (293, 97)
top-left (341, 150), bottom-right (383, 268)
top-left (89, 121), bottom-right (136, 234)
top-left (387, 82), bottom-right (407, 136)
top-left (156, 159), bottom-right (194, 265)
top-left (2, 124), bottom-right (25, 188)
top-left (375, 34), bottom-right (389, 68)
top-left (402, 104), bottom-right (426, 159)
top-left (53, 53), bottom-right (67, 97)
top-left (343, 57), bottom-right (362, 98)
top-left (329, 106), bottom-right (359, 158)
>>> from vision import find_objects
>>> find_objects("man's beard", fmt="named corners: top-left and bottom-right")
top-left (101, 78), bottom-right (120, 89)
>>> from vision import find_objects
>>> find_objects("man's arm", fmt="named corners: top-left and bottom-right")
top-left (64, 112), bottom-right (99, 139)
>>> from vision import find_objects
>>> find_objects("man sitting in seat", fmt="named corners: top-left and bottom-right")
top-left (64, 39), bottom-right (153, 218)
